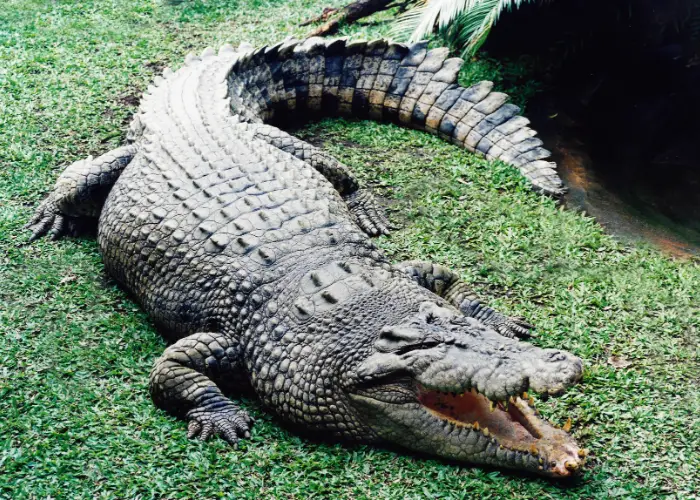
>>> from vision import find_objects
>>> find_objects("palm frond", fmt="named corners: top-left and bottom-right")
top-left (393, 0), bottom-right (536, 55)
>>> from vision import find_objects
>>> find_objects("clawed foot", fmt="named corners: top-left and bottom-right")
top-left (345, 189), bottom-right (392, 237)
top-left (25, 194), bottom-right (93, 242)
top-left (459, 299), bottom-right (535, 339)
top-left (186, 404), bottom-right (254, 447)
top-left (491, 315), bottom-right (535, 339)
top-left (24, 195), bottom-right (70, 242)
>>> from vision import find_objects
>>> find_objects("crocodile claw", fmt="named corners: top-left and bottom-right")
top-left (186, 404), bottom-right (254, 447)
top-left (25, 196), bottom-right (67, 242)
top-left (345, 189), bottom-right (392, 237)
top-left (458, 299), bottom-right (535, 339)
top-left (25, 195), bottom-right (89, 242)
top-left (494, 316), bottom-right (536, 339)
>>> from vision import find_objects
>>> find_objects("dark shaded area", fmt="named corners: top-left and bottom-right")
top-left (484, 0), bottom-right (700, 255)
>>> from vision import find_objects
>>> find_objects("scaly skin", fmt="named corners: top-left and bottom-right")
top-left (26, 38), bottom-right (585, 478)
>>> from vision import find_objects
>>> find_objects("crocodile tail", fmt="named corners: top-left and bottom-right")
top-left (227, 38), bottom-right (564, 196)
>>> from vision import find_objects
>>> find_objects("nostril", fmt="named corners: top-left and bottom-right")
top-left (547, 351), bottom-right (568, 362)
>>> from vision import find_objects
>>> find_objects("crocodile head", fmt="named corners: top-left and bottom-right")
top-left (348, 301), bottom-right (585, 478)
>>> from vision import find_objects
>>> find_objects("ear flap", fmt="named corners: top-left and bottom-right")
top-left (376, 301), bottom-right (453, 353)
top-left (375, 325), bottom-right (424, 353)
top-left (418, 301), bottom-right (455, 322)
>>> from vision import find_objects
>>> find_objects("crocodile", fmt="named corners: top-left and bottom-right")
top-left (26, 37), bottom-right (584, 478)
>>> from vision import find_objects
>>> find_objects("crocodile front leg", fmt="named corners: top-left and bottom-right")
top-left (149, 332), bottom-right (254, 447)
top-left (397, 260), bottom-right (534, 339)
top-left (26, 145), bottom-right (137, 241)
top-left (252, 123), bottom-right (391, 236)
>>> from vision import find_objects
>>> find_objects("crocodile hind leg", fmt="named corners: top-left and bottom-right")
top-left (149, 332), bottom-right (254, 447)
top-left (26, 144), bottom-right (137, 241)
top-left (397, 260), bottom-right (534, 339)
top-left (252, 124), bottom-right (391, 236)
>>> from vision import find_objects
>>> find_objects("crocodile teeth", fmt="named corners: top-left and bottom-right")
top-left (562, 418), bottom-right (572, 432)
top-left (489, 401), bottom-right (495, 412)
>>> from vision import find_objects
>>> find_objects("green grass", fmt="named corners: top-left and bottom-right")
top-left (1, 0), bottom-right (698, 498)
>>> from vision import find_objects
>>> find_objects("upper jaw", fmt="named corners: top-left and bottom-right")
top-left (358, 342), bottom-right (583, 404)
top-left (360, 314), bottom-right (584, 402)
top-left (527, 349), bottom-right (584, 395)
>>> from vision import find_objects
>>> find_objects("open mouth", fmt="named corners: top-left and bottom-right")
top-left (417, 384), bottom-right (586, 476)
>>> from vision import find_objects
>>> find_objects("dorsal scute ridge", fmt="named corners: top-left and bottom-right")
top-left (402, 40), bottom-right (429, 66)
top-left (184, 52), bottom-right (201, 66)
top-left (324, 37), bottom-right (348, 55)
top-left (201, 47), bottom-right (216, 58)
top-left (238, 41), bottom-right (254, 52)
top-left (156, 36), bottom-right (566, 196)
top-left (278, 39), bottom-right (301, 58)
top-left (346, 39), bottom-right (368, 53)
top-left (367, 38), bottom-right (389, 52)
top-left (433, 57), bottom-right (463, 84)
top-left (219, 43), bottom-right (235, 56)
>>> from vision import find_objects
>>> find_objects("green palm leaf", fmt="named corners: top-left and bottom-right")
top-left (394, 0), bottom-right (537, 56)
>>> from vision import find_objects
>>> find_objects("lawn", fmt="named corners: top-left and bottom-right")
top-left (1, 0), bottom-right (698, 498)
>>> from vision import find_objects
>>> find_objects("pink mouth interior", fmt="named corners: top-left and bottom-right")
top-left (416, 384), bottom-right (586, 476)
top-left (418, 387), bottom-right (540, 446)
